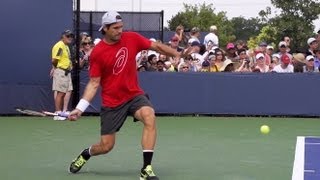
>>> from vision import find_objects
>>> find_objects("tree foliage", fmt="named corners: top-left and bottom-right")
top-left (230, 17), bottom-right (264, 41)
top-left (256, 0), bottom-right (320, 51)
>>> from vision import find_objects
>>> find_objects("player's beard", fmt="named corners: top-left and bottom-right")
top-left (110, 33), bottom-right (121, 43)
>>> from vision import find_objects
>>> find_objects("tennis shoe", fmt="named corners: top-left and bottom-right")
top-left (69, 154), bottom-right (87, 173)
top-left (140, 165), bottom-right (159, 180)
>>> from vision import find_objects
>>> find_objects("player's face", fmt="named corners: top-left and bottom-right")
top-left (105, 22), bottom-right (123, 42)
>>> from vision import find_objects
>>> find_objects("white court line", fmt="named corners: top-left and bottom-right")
top-left (292, 136), bottom-right (305, 180)
top-left (305, 143), bottom-right (320, 145)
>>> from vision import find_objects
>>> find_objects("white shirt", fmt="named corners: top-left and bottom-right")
top-left (272, 64), bottom-right (294, 73)
top-left (203, 32), bottom-right (219, 47)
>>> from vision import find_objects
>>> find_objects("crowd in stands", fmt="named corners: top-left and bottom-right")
top-left (77, 26), bottom-right (320, 73)
top-left (135, 25), bottom-right (320, 73)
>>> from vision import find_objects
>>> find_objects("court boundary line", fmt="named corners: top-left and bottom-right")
top-left (292, 136), bottom-right (305, 180)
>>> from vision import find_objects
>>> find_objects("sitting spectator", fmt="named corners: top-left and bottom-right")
top-left (270, 54), bottom-right (280, 71)
top-left (215, 49), bottom-right (225, 71)
top-left (303, 55), bottom-right (318, 72)
top-left (292, 53), bottom-right (306, 73)
top-left (272, 54), bottom-right (294, 73)
top-left (178, 62), bottom-right (190, 72)
top-left (164, 61), bottom-right (176, 72)
top-left (220, 59), bottom-right (235, 72)
top-left (225, 43), bottom-right (238, 61)
top-left (147, 54), bottom-right (158, 71)
top-left (200, 60), bottom-right (210, 72)
top-left (306, 37), bottom-right (318, 56)
top-left (137, 65), bottom-right (147, 72)
top-left (156, 60), bottom-right (165, 72)
top-left (254, 53), bottom-right (269, 73)
top-left (235, 49), bottom-right (251, 72)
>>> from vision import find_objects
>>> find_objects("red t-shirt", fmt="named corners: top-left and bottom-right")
top-left (89, 32), bottom-right (151, 107)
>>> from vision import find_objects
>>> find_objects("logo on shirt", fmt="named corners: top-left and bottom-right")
top-left (113, 47), bottom-right (128, 75)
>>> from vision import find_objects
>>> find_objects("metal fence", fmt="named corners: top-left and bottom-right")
top-left (77, 11), bottom-right (164, 41)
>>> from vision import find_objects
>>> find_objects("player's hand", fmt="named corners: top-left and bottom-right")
top-left (68, 109), bottom-right (82, 121)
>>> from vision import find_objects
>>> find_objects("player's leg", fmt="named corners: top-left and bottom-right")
top-left (130, 95), bottom-right (159, 180)
top-left (69, 134), bottom-right (116, 173)
top-left (63, 90), bottom-right (72, 112)
top-left (69, 105), bottom-right (128, 173)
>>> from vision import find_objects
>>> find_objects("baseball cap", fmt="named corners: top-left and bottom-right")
top-left (62, 30), bottom-right (74, 36)
top-left (256, 53), bottom-right (264, 60)
top-left (202, 60), bottom-right (210, 67)
top-left (278, 41), bottom-right (286, 47)
top-left (281, 54), bottom-right (290, 64)
top-left (191, 41), bottom-right (201, 47)
top-left (226, 43), bottom-right (235, 50)
top-left (306, 55), bottom-right (315, 61)
top-left (267, 45), bottom-right (274, 50)
top-left (99, 11), bottom-right (122, 31)
top-left (259, 41), bottom-right (267, 47)
top-left (210, 25), bottom-right (217, 31)
top-left (307, 37), bottom-right (317, 45)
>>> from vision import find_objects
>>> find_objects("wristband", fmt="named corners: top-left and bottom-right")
top-left (76, 99), bottom-right (90, 112)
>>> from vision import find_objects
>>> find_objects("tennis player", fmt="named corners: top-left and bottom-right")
top-left (68, 11), bottom-right (192, 180)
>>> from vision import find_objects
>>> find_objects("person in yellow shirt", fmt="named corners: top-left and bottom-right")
top-left (51, 30), bottom-right (74, 120)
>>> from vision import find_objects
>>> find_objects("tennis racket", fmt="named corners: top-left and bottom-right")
top-left (15, 107), bottom-right (68, 117)
top-left (15, 107), bottom-right (46, 117)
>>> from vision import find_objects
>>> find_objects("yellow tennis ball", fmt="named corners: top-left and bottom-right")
top-left (260, 125), bottom-right (270, 134)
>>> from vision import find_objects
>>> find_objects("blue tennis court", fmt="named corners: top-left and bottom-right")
top-left (292, 136), bottom-right (320, 180)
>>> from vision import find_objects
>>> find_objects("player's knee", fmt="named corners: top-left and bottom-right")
top-left (142, 113), bottom-right (156, 129)
top-left (100, 142), bottom-right (114, 154)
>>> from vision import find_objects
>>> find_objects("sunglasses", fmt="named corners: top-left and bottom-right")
top-left (66, 35), bottom-right (74, 38)
top-left (82, 42), bottom-right (90, 45)
top-left (182, 66), bottom-right (189, 69)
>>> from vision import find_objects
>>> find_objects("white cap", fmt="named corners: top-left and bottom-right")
top-left (278, 41), bottom-right (286, 47)
top-left (307, 37), bottom-right (317, 45)
top-left (306, 55), bottom-right (315, 61)
top-left (267, 45), bottom-right (274, 50)
top-left (256, 53), bottom-right (264, 59)
top-left (99, 11), bottom-right (122, 31)
top-left (210, 25), bottom-right (217, 31)
top-left (149, 38), bottom-right (156, 42)
top-left (272, 54), bottom-right (280, 59)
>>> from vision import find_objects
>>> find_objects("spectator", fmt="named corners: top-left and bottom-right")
top-left (170, 36), bottom-right (183, 52)
top-left (147, 54), bottom-right (158, 71)
top-left (156, 60), bottom-right (165, 72)
top-left (225, 43), bottom-right (238, 61)
top-left (292, 53), bottom-right (306, 73)
top-left (235, 49), bottom-right (251, 72)
top-left (270, 54), bottom-right (280, 70)
top-left (200, 60), bottom-right (210, 72)
top-left (174, 25), bottom-right (189, 47)
top-left (164, 61), bottom-right (175, 72)
top-left (79, 36), bottom-right (93, 70)
top-left (51, 30), bottom-right (74, 120)
top-left (203, 25), bottom-right (219, 47)
top-left (137, 65), bottom-right (147, 72)
top-left (178, 62), bottom-right (190, 72)
top-left (266, 45), bottom-right (274, 56)
top-left (259, 41), bottom-right (271, 66)
top-left (189, 27), bottom-right (201, 43)
top-left (220, 59), bottom-right (235, 72)
top-left (215, 49), bottom-right (225, 71)
top-left (272, 54), bottom-right (294, 73)
top-left (306, 37), bottom-right (318, 56)
top-left (254, 53), bottom-right (269, 73)
top-left (281, 36), bottom-right (291, 53)
top-left (278, 41), bottom-right (292, 60)
top-left (304, 55), bottom-right (318, 72)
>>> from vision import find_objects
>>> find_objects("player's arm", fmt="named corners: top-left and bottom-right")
top-left (69, 77), bottom-right (100, 120)
top-left (81, 77), bottom-right (100, 104)
top-left (149, 41), bottom-right (194, 59)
